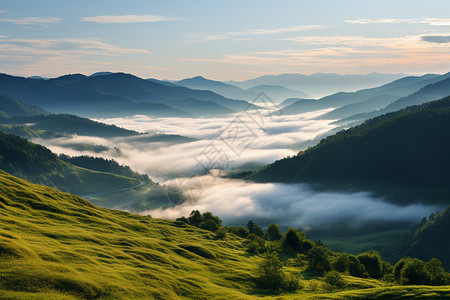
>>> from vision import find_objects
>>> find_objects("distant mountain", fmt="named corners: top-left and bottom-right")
top-left (176, 76), bottom-right (308, 102)
top-left (247, 85), bottom-right (309, 101)
top-left (249, 97), bottom-right (450, 205)
top-left (0, 73), bottom-right (252, 117)
top-left (0, 131), bottom-right (141, 195)
top-left (344, 74), bottom-right (450, 123)
top-left (0, 94), bottom-right (48, 117)
top-left (169, 97), bottom-right (234, 116)
top-left (278, 98), bottom-right (306, 108)
top-left (228, 73), bottom-right (407, 98)
top-left (176, 76), bottom-right (256, 101)
top-left (281, 73), bottom-right (449, 117)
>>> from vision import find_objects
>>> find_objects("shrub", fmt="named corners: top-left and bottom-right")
top-left (324, 270), bottom-right (346, 292)
top-left (307, 246), bottom-right (331, 273)
top-left (255, 251), bottom-right (286, 290)
top-left (357, 251), bottom-right (382, 279)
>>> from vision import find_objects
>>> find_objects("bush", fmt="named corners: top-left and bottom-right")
top-left (334, 253), bottom-right (351, 273)
top-left (283, 228), bottom-right (313, 254)
top-left (225, 226), bottom-right (249, 238)
top-left (357, 251), bottom-right (383, 279)
top-left (215, 227), bottom-right (227, 240)
top-left (255, 251), bottom-right (286, 290)
top-left (324, 271), bottom-right (346, 292)
top-left (307, 246), bottom-right (331, 273)
top-left (267, 224), bottom-right (283, 241)
top-left (247, 235), bottom-right (266, 254)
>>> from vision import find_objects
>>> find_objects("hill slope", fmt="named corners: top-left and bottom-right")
top-left (0, 132), bottom-right (140, 195)
top-left (250, 97), bottom-right (450, 204)
top-left (405, 207), bottom-right (450, 270)
top-left (1, 171), bottom-right (449, 299)
top-left (0, 94), bottom-right (48, 117)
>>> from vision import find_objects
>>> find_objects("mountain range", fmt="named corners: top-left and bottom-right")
top-left (176, 76), bottom-right (308, 102)
top-left (280, 73), bottom-right (450, 118)
top-left (0, 73), bottom-right (255, 118)
top-left (227, 73), bottom-right (406, 98)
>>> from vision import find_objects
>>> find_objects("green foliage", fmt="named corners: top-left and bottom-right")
top-left (426, 258), bottom-right (449, 285)
top-left (255, 251), bottom-right (286, 291)
top-left (283, 228), bottom-right (313, 254)
top-left (324, 271), bottom-right (346, 292)
top-left (334, 253), bottom-right (351, 273)
top-left (214, 227), bottom-right (227, 240)
top-left (267, 223), bottom-right (283, 241)
top-left (357, 251), bottom-right (383, 279)
top-left (406, 207), bottom-right (450, 271)
top-left (177, 210), bottom-right (222, 232)
top-left (226, 226), bottom-right (249, 238)
top-left (307, 246), bottom-right (332, 273)
top-left (247, 234), bottom-right (266, 254)
top-left (247, 220), bottom-right (264, 237)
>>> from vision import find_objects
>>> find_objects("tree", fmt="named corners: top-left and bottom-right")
top-left (247, 220), bottom-right (264, 237)
top-left (255, 251), bottom-right (286, 290)
top-left (426, 258), bottom-right (449, 285)
top-left (188, 210), bottom-right (202, 227)
top-left (334, 253), bottom-right (351, 273)
top-left (348, 254), bottom-right (366, 277)
top-left (357, 251), bottom-right (383, 279)
top-left (307, 246), bottom-right (331, 273)
top-left (267, 224), bottom-right (283, 241)
top-left (283, 228), bottom-right (313, 254)
top-left (400, 258), bottom-right (430, 285)
top-left (247, 234), bottom-right (266, 254)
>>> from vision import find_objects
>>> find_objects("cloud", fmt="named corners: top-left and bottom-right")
top-left (345, 18), bottom-right (450, 26)
top-left (0, 10), bottom-right (7, 13)
top-left (421, 35), bottom-right (450, 43)
top-left (192, 25), bottom-right (325, 42)
top-left (82, 14), bottom-right (182, 24)
top-left (143, 176), bottom-right (441, 229)
top-left (0, 17), bottom-right (62, 25)
top-left (0, 37), bottom-right (152, 77)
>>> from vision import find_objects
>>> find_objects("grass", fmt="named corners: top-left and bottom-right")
top-left (0, 170), bottom-right (449, 299)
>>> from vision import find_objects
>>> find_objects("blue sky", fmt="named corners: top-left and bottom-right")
top-left (1, 0), bottom-right (449, 80)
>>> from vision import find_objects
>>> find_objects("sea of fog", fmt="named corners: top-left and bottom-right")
top-left (33, 109), bottom-right (440, 228)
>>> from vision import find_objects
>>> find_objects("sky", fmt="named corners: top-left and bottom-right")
top-left (1, 0), bottom-right (450, 80)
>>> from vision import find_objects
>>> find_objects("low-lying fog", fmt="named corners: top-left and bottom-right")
top-left (34, 108), bottom-right (439, 228)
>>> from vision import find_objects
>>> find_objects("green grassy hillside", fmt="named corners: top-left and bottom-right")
top-left (0, 131), bottom-right (140, 196)
top-left (0, 170), bottom-right (449, 299)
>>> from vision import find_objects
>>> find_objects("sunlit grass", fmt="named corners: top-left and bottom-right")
top-left (0, 170), bottom-right (449, 299)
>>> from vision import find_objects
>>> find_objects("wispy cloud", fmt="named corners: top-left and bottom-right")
top-left (193, 25), bottom-right (325, 42)
top-left (0, 10), bottom-right (7, 14)
top-left (0, 38), bottom-right (151, 55)
top-left (0, 17), bottom-right (62, 25)
top-left (82, 14), bottom-right (182, 24)
top-left (346, 18), bottom-right (450, 26)
top-left (0, 37), bottom-right (151, 77)
top-left (421, 35), bottom-right (450, 43)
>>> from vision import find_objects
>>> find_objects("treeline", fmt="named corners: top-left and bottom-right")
top-left (177, 210), bottom-right (450, 292)
top-left (59, 154), bottom-right (151, 183)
